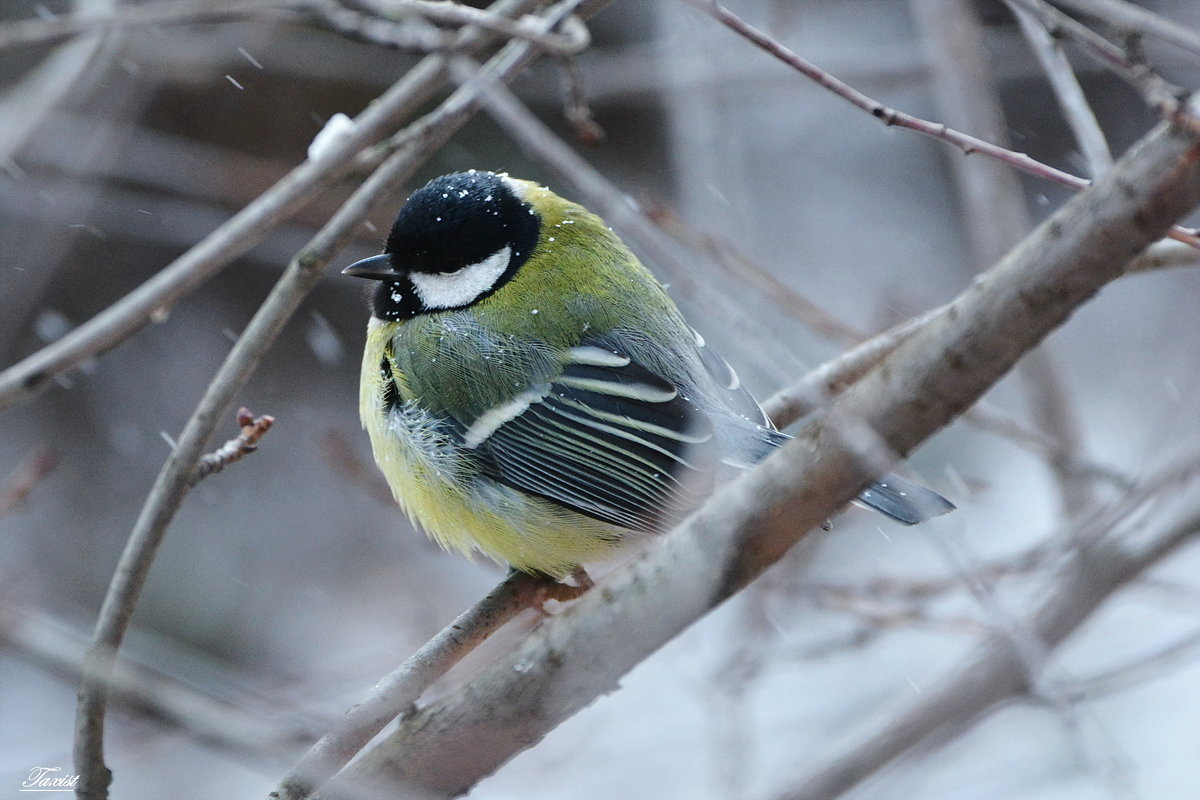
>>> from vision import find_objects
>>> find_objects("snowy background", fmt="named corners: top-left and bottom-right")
top-left (2, 1), bottom-right (1200, 799)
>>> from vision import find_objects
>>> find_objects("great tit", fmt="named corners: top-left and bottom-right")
top-left (344, 171), bottom-right (953, 577)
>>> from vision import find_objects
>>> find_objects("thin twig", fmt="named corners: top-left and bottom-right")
top-left (645, 202), bottom-right (865, 345)
top-left (557, 54), bottom-right (606, 144)
top-left (0, 0), bottom-right (301, 51)
top-left (333, 0), bottom-right (591, 54)
top-left (0, 445), bottom-right (58, 517)
top-left (803, 587), bottom-right (986, 636)
top-left (190, 408), bottom-right (276, 485)
top-left (1066, 625), bottom-right (1200, 700)
top-left (967, 405), bottom-right (1135, 490)
top-left (794, 444), bottom-right (1200, 611)
top-left (1008, 0), bottom-right (1114, 177)
top-left (926, 527), bottom-right (1137, 799)
top-left (682, 0), bottom-right (1200, 250)
top-left (0, 0), bottom-right (111, 170)
top-left (1126, 239), bottom-right (1200, 272)
top-left (319, 429), bottom-right (397, 507)
top-left (912, 0), bottom-right (1032, 266)
top-left (1048, 0), bottom-right (1200, 60)
top-left (309, 2), bottom-right (464, 51)
top-left (762, 308), bottom-right (937, 427)
top-left (1, 607), bottom-right (319, 764)
top-left (1007, 0), bottom-right (1193, 124)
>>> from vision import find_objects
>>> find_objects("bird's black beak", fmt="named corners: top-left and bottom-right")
top-left (342, 253), bottom-right (399, 281)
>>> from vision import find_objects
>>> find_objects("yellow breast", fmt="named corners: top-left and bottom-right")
top-left (359, 319), bottom-right (629, 577)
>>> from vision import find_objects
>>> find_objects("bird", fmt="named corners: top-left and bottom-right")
top-left (343, 170), bottom-right (953, 578)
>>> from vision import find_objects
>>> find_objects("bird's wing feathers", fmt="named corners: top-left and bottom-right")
top-left (456, 343), bottom-right (718, 532)
top-left (690, 327), bottom-right (773, 430)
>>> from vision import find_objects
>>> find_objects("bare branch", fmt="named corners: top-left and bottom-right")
top-left (683, 0), bottom-right (1200, 250)
top-left (0, 0), bottom-right (534, 415)
top-left (925, 529), bottom-right (1137, 799)
top-left (190, 408), bottom-right (276, 485)
top-left (1008, 0), bottom-right (1114, 177)
top-left (912, 0), bottom-right (1032, 265)
top-left (0, 0), bottom-right (301, 51)
top-left (0, 445), bottom-right (57, 517)
top-left (319, 429), bottom-right (397, 506)
top-left (967, 405), bottom-right (1135, 490)
top-left (556, 53), bottom-right (606, 144)
top-left (0, 0), bottom-right (115, 169)
top-left (1007, 0), bottom-right (1194, 121)
top-left (331, 0), bottom-right (592, 54)
top-left (762, 309), bottom-right (935, 426)
top-left (1, 607), bottom-right (316, 764)
top-left (1067, 625), bottom-right (1200, 700)
top-left (645, 203), bottom-right (865, 345)
top-left (1048, 0), bottom-right (1200, 60)
top-left (1127, 239), bottom-right (1200, 272)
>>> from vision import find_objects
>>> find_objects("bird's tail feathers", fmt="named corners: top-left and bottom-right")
top-left (741, 427), bottom-right (954, 525)
top-left (855, 474), bottom-right (955, 525)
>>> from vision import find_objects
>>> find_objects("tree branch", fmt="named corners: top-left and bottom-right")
top-left (189, 407), bottom-right (275, 485)
top-left (1008, 0), bottom-right (1114, 177)
top-left (1008, 0), bottom-right (1194, 121)
top-left (1048, 0), bottom-right (1200, 60)
top-left (0, 0), bottom-right (541, 415)
top-left (683, 0), bottom-right (1200, 250)
top-left (0, 0), bottom-right (297, 51)
top-left (0, 445), bottom-right (57, 517)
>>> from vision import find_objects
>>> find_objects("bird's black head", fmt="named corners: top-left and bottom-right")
top-left (343, 171), bottom-right (541, 320)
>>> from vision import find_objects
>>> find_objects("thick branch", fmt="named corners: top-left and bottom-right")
top-left (330, 118), bottom-right (1200, 798)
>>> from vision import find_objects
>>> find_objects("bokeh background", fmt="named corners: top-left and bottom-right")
top-left (3, 1), bottom-right (1200, 798)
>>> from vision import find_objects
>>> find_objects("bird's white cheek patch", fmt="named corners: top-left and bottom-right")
top-left (409, 245), bottom-right (512, 309)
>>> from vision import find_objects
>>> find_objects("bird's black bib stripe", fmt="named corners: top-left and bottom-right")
top-left (378, 352), bottom-right (401, 413)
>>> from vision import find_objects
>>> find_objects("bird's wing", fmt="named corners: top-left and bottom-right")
top-left (690, 327), bottom-right (773, 430)
top-left (454, 342), bottom-right (718, 532)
